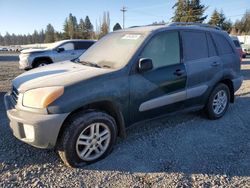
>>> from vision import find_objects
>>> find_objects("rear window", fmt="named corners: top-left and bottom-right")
top-left (75, 41), bottom-right (94, 50)
top-left (212, 33), bottom-right (233, 55)
top-left (182, 31), bottom-right (208, 61)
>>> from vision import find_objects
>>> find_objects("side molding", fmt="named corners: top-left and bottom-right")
top-left (139, 85), bottom-right (208, 112)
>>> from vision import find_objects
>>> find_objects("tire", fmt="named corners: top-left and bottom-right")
top-left (57, 111), bottom-right (117, 168)
top-left (33, 60), bottom-right (50, 68)
top-left (205, 83), bottom-right (230, 120)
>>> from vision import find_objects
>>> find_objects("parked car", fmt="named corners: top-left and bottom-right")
top-left (241, 44), bottom-right (250, 58)
top-left (5, 23), bottom-right (242, 167)
top-left (230, 35), bottom-right (244, 60)
top-left (0, 47), bottom-right (8, 51)
top-left (19, 39), bottom-right (95, 70)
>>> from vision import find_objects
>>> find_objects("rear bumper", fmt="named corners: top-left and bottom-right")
top-left (4, 93), bottom-right (69, 149)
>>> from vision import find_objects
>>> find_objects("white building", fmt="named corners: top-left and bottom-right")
top-left (237, 35), bottom-right (250, 45)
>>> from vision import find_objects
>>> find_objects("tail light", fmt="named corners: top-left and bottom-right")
top-left (238, 49), bottom-right (243, 63)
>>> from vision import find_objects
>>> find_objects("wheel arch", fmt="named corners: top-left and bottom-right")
top-left (32, 56), bottom-right (53, 67)
top-left (220, 79), bottom-right (234, 103)
top-left (56, 100), bottom-right (126, 145)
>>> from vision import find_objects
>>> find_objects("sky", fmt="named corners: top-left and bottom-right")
top-left (0, 0), bottom-right (248, 35)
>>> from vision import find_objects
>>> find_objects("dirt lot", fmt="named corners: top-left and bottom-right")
top-left (0, 53), bottom-right (250, 187)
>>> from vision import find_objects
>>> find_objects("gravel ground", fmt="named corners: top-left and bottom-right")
top-left (0, 53), bottom-right (250, 187)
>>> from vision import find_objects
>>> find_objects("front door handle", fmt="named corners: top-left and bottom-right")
top-left (174, 69), bottom-right (185, 76)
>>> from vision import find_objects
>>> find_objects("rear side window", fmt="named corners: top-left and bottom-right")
top-left (233, 40), bottom-right (240, 48)
top-left (206, 33), bottom-right (217, 57)
top-left (75, 41), bottom-right (94, 50)
top-left (212, 33), bottom-right (233, 55)
top-left (182, 31), bottom-right (208, 61)
top-left (140, 31), bottom-right (180, 69)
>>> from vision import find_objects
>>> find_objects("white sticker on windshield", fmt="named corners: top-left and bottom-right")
top-left (122, 34), bottom-right (141, 40)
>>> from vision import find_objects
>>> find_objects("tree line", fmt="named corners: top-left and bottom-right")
top-left (1, 1), bottom-right (250, 46)
top-left (172, 0), bottom-right (250, 34)
top-left (0, 12), bottom-right (122, 46)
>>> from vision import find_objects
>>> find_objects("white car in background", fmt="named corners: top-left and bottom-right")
top-left (241, 44), bottom-right (250, 58)
top-left (19, 39), bottom-right (95, 70)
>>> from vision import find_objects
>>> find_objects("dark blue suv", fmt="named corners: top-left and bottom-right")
top-left (5, 23), bottom-right (242, 167)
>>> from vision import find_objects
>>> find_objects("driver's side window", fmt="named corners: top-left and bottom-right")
top-left (140, 31), bottom-right (180, 69)
top-left (60, 42), bottom-right (74, 51)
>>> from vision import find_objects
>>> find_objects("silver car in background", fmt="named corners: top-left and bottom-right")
top-left (19, 39), bottom-right (95, 70)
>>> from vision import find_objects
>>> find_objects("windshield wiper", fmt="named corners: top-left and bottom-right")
top-left (79, 61), bottom-right (101, 68)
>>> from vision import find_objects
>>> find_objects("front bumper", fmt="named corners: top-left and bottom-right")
top-left (4, 93), bottom-right (69, 149)
top-left (19, 55), bottom-right (32, 70)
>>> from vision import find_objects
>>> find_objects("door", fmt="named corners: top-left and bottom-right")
top-left (54, 42), bottom-right (76, 62)
top-left (181, 30), bottom-right (223, 107)
top-left (129, 31), bottom-right (187, 123)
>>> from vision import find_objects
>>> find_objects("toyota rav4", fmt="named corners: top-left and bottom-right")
top-left (4, 23), bottom-right (242, 167)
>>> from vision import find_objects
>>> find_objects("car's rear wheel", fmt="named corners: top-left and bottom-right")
top-left (205, 83), bottom-right (230, 120)
top-left (57, 111), bottom-right (117, 168)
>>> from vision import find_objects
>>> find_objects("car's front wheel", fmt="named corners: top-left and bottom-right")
top-left (33, 60), bottom-right (51, 68)
top-left (205, 83), bottom-right (230, 120)
top-left (57, 111), bottom-right (117, 168)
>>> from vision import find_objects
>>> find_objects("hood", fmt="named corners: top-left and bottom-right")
top-left (21, 48), bottom-right (48, 54)
top-left (13, 61), bottom-right (113, 92)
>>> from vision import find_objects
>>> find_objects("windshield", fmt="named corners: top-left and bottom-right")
top-left (79, 32), bottom-right (146, 69)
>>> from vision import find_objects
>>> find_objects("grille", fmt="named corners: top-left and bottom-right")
top-left (11, 86), bottom-right (19, 104)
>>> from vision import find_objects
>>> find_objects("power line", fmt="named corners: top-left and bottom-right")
top-left (120, 6), bottom-right (127, 29)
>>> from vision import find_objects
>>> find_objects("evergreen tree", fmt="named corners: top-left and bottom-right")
top-left (208, 9), bottom-right (220, 26)
top-left (172, 0), bottom-right (186, 22)
top-left (208, 10), bottom-right (232, 32)
top-left (188, 0), bottom-right (207, 22)
top-left (54, 32), bottom-right (63, 41)
top-left (172, 0), bottom-right (207, 23)
top-left (4, 32), bottom-right (11, 46)
top-left (100, 12), bottom-right (110, 38)
top-left (113, 23), bottom-right (122, 31)
top-left (32, 30), bottom-right (39, 43)
top-left (27, 34), bottom-right (32, 44)
top-left (63, 18), bottom-right (70, 39)
top-left (241, 11), bottom-right (250, 34)
top-left (85, 16), bottom-right (94, 39)
top-left (45, 24), bottom-right (55, 43)
top-left (67, 13), bottom-right (78, 39)
top-left (0, 34), bottom-right (4, 45)
top-left (78, 18), bottom-right (86, 38)
top-left (39, 30), bottom-right (45, 43)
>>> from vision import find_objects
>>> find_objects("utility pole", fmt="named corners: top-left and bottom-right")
top-left (120, 6), bottom-right (127, 29)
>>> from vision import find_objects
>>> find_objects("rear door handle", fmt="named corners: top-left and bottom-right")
top-left (174, 69), bottom-right (185, 76)
top-left (211, 62), bottom-right (220, 67)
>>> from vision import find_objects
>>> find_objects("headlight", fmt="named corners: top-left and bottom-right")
top-left (23, 86), bottom-right (64, 109)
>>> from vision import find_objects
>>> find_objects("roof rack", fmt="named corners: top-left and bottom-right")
top-left (168, 22), bottom-right (222, 30)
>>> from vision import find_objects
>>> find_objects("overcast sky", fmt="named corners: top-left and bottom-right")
top-left (0, 0), bottom-right (248, 35)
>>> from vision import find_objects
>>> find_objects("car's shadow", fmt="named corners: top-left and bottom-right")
top-left (1, 91), bottom-right (250, 177)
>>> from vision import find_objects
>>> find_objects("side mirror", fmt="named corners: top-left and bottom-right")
top-left (138, 58), bottom-right (153, 73)
top-left (57, 47), bottom-right (65, 53)
top-left (73, 58), bottom-right (80, 63)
